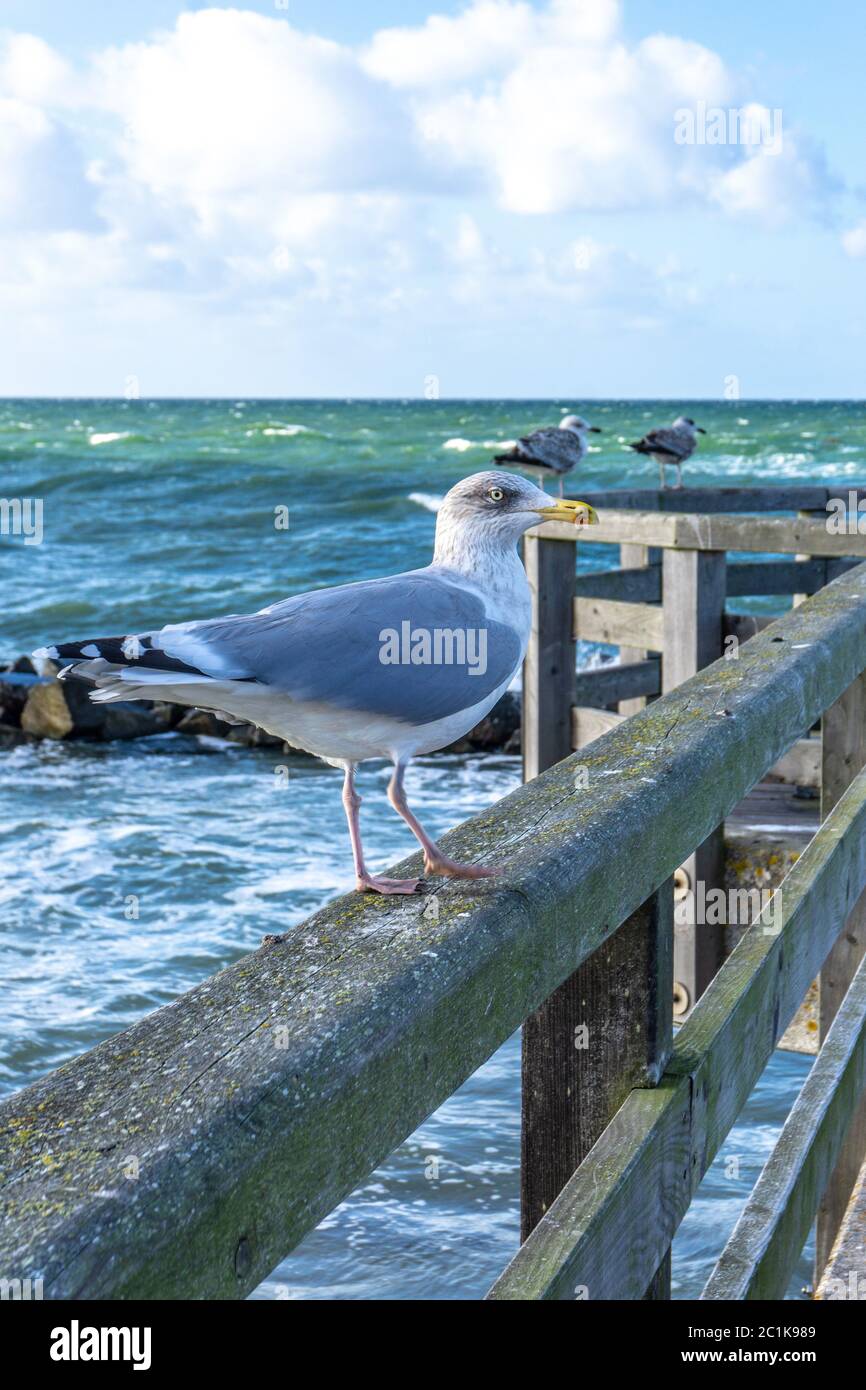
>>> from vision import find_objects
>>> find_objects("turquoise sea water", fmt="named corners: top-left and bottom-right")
top-left (2, 397), bottom-right (862, 1299)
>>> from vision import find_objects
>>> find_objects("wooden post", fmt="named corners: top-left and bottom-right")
top-left (816, 671), bottom-right (866, 1279)
top-left (522, 532), bottom-right (577, 781)
top-left (793, 507), bottom-right (825, 608)
top-left (619, 543), bottom-right (651, 715)
top-left (520, 882), bottom-right (674, 1278)
top-left (663, 548), bottom-right (727, 1012)
top-left (521, 529), bottom-right (673, 1294)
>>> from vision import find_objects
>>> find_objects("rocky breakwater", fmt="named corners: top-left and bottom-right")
top-left (0, 659), bottom-right (522, 756)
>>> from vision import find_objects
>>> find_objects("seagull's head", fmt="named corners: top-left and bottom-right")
top-left (436, 472), bottom-right (599, 557)
top-left (560, 414), bottom-right (602, 435)
top-left (674, 416), bottom-right (706, 436)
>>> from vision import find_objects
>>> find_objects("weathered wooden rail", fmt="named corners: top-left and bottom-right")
top-left (2, 486), bottom-right (866, 1300)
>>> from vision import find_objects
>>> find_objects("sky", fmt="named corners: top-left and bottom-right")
top-left (1, 0), bottom-right (864, 398)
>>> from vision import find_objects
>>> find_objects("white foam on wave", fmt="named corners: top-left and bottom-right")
top-left (246, 424), bottom-right (312, 438)
top-left (408, 491), bottom-right (444, 513)
top-left (89, 432), bottom-right (130, 446)
top-left (578, 645), bottom-right (618, 670)
top-left (442, 437), bottom-right (515, 452)
top-left (53, 826), bottom-right (100, 854)
top-left (229, 865), bottom-right (355, 901)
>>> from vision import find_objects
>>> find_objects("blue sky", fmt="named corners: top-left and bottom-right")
top-left (1, 1), bottom-right (864, 397)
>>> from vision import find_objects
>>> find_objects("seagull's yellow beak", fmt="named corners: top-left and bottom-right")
top-left (534, 500), bottom-right (600, 527)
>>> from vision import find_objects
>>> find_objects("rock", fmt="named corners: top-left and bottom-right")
top-left (153, 702), bottom-right (185, 729)
top-left (226, 724), bottom-right (286, 749)
top-left (20, 682), bottom-right (76, 739)
top-left (0, 721), bottom-right (38, 749)
top-left (20, 677), bottom-right (176, 741)
top-left (503, 727), bottom-right (521, 755)
top-left (466, 691), bottom-right (521, 750)
top-left (11, 655), bottom-right (36, 674)
top-left (175, 709), bottom-right (234, 739)
top-left (439, 735), bottom-right (474, 754)
top-left (0, 672), bottom-right (50, 726)
top-left (96, 702), bottom-right (177, 740)
top-left (441, 691), bottom-right (522, 753)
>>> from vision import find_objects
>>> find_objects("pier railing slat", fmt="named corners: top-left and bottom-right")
top-left (573, 596), bottom-right (664, 652)
top-left (702, 950), bottom-right (866, 1301)
top-left (488, 764), bottom-right (866, 1300)
top-left (534, 509), bottom-right (866, 557)
top-left (662, 548), bottom-right (727, 1011)
top-left (575, 486), bottom-right (866, 514)
top-left (617, 541), bottom-right (657, 716)
top-left (522, 530), bottom-right (577, 782)
top-left (816, 670), bottom-right (866, 1276)
top-left (573, 658), bottom-right (660, 708)
top-left (574, 565), bottom-right (661, 604)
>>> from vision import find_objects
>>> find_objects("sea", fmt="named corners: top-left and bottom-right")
top-left (3, 397), bottom-right (863, 1299)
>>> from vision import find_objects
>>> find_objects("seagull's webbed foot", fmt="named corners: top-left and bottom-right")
top-left (387, 761), bottom-right (498, 882)
top-left (422, 853), bottom-right (499, 880)
top-left (356, 872), bottom-right (421, 895)
top-left (341, 764), bottom-right (420, 896)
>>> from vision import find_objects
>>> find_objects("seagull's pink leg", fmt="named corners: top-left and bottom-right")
top-left (387, 762), bottom-right (497, 880)
top-left (342, 764), bottom-right (420, 895)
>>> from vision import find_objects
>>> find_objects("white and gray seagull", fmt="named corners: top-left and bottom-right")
top-left (494, 415), bottom-right (601, 497)
top-left (629, 416), bottom-right (706, 490)
top-left (34, 472), bottom-right (598, 896)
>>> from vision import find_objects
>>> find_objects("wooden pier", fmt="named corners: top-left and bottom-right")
top-left (2, 484), bottom-right (866, 1300)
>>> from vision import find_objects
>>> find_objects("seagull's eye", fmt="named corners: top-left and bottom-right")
top-left (488, 487), bottom-right (505, 502)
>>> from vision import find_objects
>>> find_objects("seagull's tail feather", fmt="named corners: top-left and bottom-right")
top-left (33, 635), bottom-right (208, 679)
top-left (493, 448), bottom-right (522, 464)
top-left (629, 440), bottom-right (651, 455)
top-left (38, 657), bottom-right (230, 719)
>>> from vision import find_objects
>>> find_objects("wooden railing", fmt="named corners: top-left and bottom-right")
top-left (525, 487), bottom-right (866, 1016)
top-left (2, 488), bottom-right (866, 1300)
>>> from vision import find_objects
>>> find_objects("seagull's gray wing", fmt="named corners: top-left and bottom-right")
top-left (633, 427), bottom-right (693, 460)
top-left (497, 428), bottom-right (584, 474)
top-left (146, 570), bottom-right (523, 725)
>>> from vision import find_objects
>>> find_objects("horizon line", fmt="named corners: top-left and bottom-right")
top-left (2, 395), bottom-right (866, 404)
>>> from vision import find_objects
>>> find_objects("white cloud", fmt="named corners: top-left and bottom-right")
top-left (363, 0), bottom-right (621, 89)
top-left (0, 31), bottom-right (74, 104)
top-left (710, 121), bottom-right (837, 227)
top-left (94, 10), bottom-right (417, 205)
top-left (418, 33), bottom-right (735, 214)
top-left (0, 97), bottom-right (97, 231)
top-left (0, 1), bottom-right (846, 341)
top-left (362, 1), bottom-right (536, 87)
top-left (842, 221), bottom-right (866, 259)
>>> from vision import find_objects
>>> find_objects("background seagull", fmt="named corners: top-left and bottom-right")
top-left (34, 472), bottom-right (598, 896)
top-left (493, 414), bottom-right (601, 497)
top-left (629, 415), bottom-right (706, 489)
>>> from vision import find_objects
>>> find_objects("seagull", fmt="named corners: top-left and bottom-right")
top-left (629, 416), bottom-right (706, 489)
top-left (34, 473), bottom-right (599, 896)
top-left (493, 415), bottom-right (601, 497)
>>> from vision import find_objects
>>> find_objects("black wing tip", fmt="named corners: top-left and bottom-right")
top-left (34, 636), bottom-right (208, 679)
